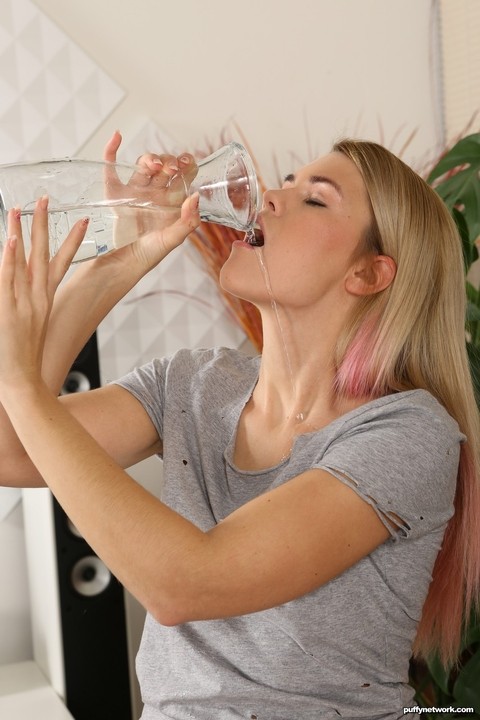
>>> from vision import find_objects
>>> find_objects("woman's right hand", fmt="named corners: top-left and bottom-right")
top-left (93, 131), bottom-right (201, 276)
top-left (39, 132), bottom-right (201, 395)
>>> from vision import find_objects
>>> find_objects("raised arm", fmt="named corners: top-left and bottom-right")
top-left (0, 133), bottom-right (200, 487)
top-left (0, 191), bottom-right (390, 623)
top-left (43, 130), bottom-right (200, 391)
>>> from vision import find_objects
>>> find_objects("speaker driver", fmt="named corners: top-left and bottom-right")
top-left (61, 370), bottom-right (91, 395)
top-left (70, 556), bottom-right (111, 597)
top-left (66, 517), bottom-right (83, 539)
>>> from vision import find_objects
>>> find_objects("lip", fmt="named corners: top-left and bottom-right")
top-left (233, 239), bottom-right (256, 249)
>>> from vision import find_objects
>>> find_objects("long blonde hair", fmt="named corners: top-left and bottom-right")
top-left (333, 139), bottom-right (480, 665)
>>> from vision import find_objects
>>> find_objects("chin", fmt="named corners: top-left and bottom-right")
top-left (219, 265), bottom-right (257, 304)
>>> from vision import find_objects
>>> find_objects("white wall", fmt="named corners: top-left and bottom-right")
top-left (440, 0), bottom-right (480, 138)
top-left (35, 0), bottom-right (444, 175)
top-left (1, 0), bottom-right (445, 666)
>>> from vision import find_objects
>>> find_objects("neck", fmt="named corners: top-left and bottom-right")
top-left (254, 301), bottom-right (352, 427)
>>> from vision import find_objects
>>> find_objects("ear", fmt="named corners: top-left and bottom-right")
top-left (345, 254), bottom-right (396, 297)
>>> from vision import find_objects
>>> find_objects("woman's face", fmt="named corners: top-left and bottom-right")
top-left (220, 151), bottom-right (374, 310)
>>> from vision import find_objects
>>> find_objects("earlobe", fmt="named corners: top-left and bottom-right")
top-left (346, 255), bottom-right (396, 297)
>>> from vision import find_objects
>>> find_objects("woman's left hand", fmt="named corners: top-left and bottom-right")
top-left (0, 198), bottom-right (88, 392)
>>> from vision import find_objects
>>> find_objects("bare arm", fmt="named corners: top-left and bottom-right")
top-left (0, 133), bottom-right (200, 487)
top-left (0, 204), bottom-right (390, 621)
top-left (2, 380), bottom-right (389, 624)
top-left (1, 383), bottom-right (163, 488)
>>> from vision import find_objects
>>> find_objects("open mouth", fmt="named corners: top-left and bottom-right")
top-left (246, 227), bottom-right (264, 246)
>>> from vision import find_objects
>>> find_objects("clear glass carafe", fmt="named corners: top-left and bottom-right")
top-left (0, 142), bottom-right (260, 264)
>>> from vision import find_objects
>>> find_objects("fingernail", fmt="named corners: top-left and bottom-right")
top-left (167, 162), bottom-right (179, 172)
top-left (179, 155), bottom-right (190, 166)
top-left (14, 207), bottom-right (21, 221)
top-left (82, 217), bottom-right (90, 225)
top-left (40, 194), bottom-right (48, 210)
top-left (153, 159), bottom-right (164, 166)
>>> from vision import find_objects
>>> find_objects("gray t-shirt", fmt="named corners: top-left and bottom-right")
top-left (115, 347), bottom-right (463, 720)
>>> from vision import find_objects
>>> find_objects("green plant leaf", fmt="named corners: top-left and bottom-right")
top-left (465, 628), bottom-right (480, 648)
top-left (467, 302), bottom-right (480, 323)
top-left (467, 343), bottom-right (480, 402)
top-left (428, 134), bottom-right (480, 243)
top-left (427, 134), bottom-right (480, 184)
top-left (453, 208), bottom-right (478, 272)
top-left (466, 281), bottom-right (479, 303)
top-left (452, 648), bottom-right (480, 710)
top-left (425, 653), bottom-right (452, 695)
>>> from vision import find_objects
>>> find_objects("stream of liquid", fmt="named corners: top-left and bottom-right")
top-left (250, 238), bottom-right (305, 423)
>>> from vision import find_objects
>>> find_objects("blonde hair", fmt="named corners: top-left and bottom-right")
top-left (333, 139), bottom-right (480, 665)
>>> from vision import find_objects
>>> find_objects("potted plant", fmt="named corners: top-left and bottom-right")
top-left (408, 132), bottom-right (480, 718)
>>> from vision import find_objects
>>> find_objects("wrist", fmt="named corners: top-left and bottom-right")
top-left (0, 372), bottom-right (47, 409)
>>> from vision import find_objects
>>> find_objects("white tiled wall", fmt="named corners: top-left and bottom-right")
top-left (0, 1), bottom-right (246, 669)
top-left (0, 0), bottom-right (124, 665)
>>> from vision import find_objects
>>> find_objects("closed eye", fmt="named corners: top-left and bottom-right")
top-left (305, 198), bottom-right (326, 207)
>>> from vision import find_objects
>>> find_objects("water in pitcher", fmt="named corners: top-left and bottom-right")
top-left (0, 142), bottom-right (260, 264)
top-left (9, 202), bottom-right (181, 263)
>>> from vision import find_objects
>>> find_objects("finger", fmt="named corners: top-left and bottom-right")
top-left (103, 130), bottom-right (122, 163)
top-left (163, 153), bottom-right (198, 200)
top-left (177, 153), bottom-right (198, 188)
top-left (13, 226), bottom-right (30, 303)
top-left (162, 193), bottom-right (201, 249)
top-left (130, 152), bottom-right (196, 204)
top-left (29, 196), bottom-right (50, 288)
top-left (130, 153), bottom-right (180, 190)
top-left (103, 131), bottom-right (125, 193)
top-left (129, 153), bottom-right (166, 189)
top-left (49, 217), bottom-right (89, 290)
top-left (135, 153), bottom-right (164, 173)
top-left (0, 235), bottom-right (18, 309)
top-left (6, 208), bottom-right (28, 277)
top-left (180, 192), bottom-right (201, 229)
top-left (7, 207), bottom-right (23, 249)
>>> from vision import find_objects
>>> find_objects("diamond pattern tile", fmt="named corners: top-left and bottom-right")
top-left (0, 0), bottom-right (123, 520)
top-left (0, 0), bottom-right (124, 162)
top-left (97, 241), bottom-right (246, 383)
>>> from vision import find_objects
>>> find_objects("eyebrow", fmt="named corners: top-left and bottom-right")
top-left (283, 173), bottom-right (343, 198)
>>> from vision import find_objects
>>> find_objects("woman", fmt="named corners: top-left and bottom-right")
top-left (0, 133), bottom-right (478, 719)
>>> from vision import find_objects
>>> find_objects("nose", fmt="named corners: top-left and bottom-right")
top-left (262, 188), bottom-right (284, 215)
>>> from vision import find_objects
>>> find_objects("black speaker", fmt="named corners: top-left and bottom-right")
top-left (51, 496), bottom-right (132, 719)
top-left (23, 334), bottom-right (137, 720)
top-left (61, 332), bottom-right (101, 395)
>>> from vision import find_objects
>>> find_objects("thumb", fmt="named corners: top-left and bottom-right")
top-left (161, 193), bottom-right (201, 251)
top-left (103, 130), bottom-right (122, 163)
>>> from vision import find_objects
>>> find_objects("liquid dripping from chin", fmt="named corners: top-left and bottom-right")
top-left (254, 247), bottom-right (304, 423)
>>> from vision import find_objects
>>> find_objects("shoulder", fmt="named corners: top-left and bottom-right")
top-left (315, 390), bottom-right (463, 538)
top-left (165, 346), bottom-right (260, 386)
top-left (326, 388), bottom-right (464, 484)
top-left (116, 346), bottom-right (259, 388)
top-left (335, 389), bottom-right (463, 448)
top-left (117, 347), bottom-right (260, 414)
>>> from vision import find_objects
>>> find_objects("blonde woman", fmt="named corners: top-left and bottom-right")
top-left (0, 134), bottom-right (478, 719)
